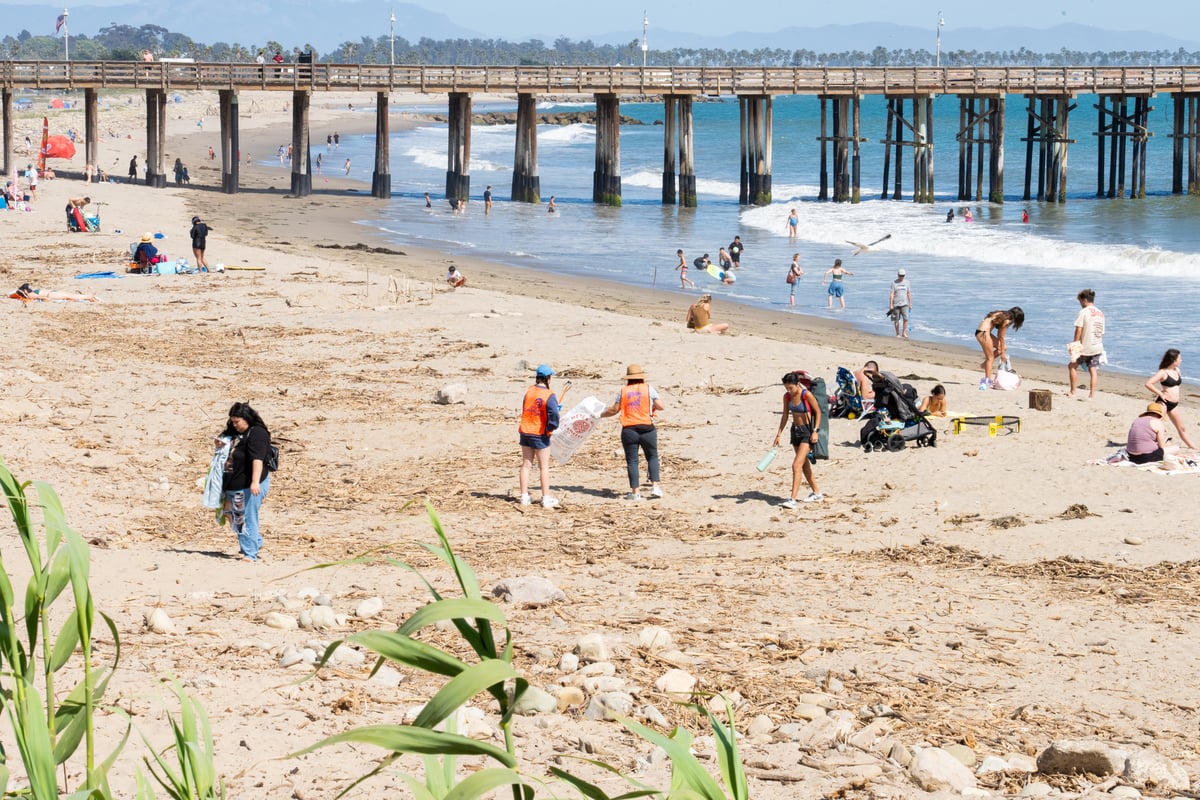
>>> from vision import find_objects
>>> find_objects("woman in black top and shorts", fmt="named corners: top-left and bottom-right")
top-left (773, 371), bottom-right (823, 508)
top-left (1145, 348), bottom-right (1196, 449)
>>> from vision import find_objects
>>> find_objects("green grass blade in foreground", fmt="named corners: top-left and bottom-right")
top-left (412, 659), bottom-right (520, 729)
top-left (423, 503), bottom-right (484, 600)
top-left (700, 699), bottom-right (748, 800)
top-left (549, 762), bottom-right (659, 800)
top-left (345, 630), bottom-right (469, 679)
top-left (397, 598), bottom-right (508, 638)
top-left (398, 773), bottom-right (439, 800)
top-left (291, 724), bottom-right (518, 768)
top-left (11, 686), bottom-right (59, 800)
top-left (442, 767), bottom-right (529, 800)
top-left (617, 716), bottom-right (728, 800)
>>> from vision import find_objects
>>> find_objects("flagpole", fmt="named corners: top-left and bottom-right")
top-left (62, 8), bottom-right (69, 61)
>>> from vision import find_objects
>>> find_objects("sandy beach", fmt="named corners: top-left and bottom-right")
top-left (1, 90), bottom-right (1198, 797)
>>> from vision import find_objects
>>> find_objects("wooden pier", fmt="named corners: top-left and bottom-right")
top-left (4, 62), bottom-right (1200, 205)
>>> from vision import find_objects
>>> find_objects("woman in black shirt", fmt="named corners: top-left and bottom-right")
top-left (221, 402), bottom-right (272, 562)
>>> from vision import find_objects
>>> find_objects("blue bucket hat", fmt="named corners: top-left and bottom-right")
top-left (535, 364), bottom-right (555, 378)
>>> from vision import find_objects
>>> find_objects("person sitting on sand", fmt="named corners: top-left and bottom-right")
top-left (1126, 403), bottom-right (1180, 465)
top-left (686, 294), bottom-right (730, 334)
top-left (854, 360), bottom-right (879, 404)
top-left (133, 233), bottom-right (160, 271)
top-left (446, 266), bottom-right (466, 289)
top-left (918, 384), bottom-right (947, 417)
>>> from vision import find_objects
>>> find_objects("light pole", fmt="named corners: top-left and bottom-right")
top-left (641, 11), bottom-right (648, 69)
top-left (935, 11), bottom-right (944, 68)
top-left (59, 7), bottom-right (69, 61)
top-left (390, 9), bottom-right (396, 66)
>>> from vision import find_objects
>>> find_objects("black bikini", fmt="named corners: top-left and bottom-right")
top-left (1161, 372), bottom-right (1182, 388)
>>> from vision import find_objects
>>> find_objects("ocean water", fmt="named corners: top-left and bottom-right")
top-left (322, 94), bottom-right (1200, 380)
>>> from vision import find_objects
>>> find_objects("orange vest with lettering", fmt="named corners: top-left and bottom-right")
top-left (519, 385), bottom-right (552, 435)
top-left (619, 384), bottom-right (653, 427)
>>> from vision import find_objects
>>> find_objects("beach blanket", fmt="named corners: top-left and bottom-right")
top-left (74, 271), bottom-right (122, 279)
top-left (1088, 449), bottom-right (1200, 475)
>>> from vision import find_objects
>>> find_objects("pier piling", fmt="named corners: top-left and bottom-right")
top-left (445, 92), bottom-right (472, 202)
top-left (738, 95), bottom-right (772, 206)
top-left (289, 90), bottom-right (311, 197)
top-left (371, 92), bottom-right (391, 199)
top-left (593, 93), bottom-right (622, 206)
top-left (218, 89), bottom-right (239, 194)
top-left (511, 93), bottom-right (540, 203)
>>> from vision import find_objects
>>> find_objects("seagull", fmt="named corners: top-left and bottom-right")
top-left (846, 234), bottom-right (892, 256)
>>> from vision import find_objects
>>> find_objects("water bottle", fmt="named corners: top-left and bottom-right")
top-left (756, 447), bottom-right (779, 472)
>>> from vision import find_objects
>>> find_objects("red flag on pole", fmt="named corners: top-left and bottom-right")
top-left (55, 14), bottom-right (66, 33)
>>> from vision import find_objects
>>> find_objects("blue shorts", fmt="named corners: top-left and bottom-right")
top-left (519, 433), bottom-right (551, 449)
top-left (828, 283), bottom-right (844, 298)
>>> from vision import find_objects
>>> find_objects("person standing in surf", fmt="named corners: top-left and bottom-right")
top-left (728, 235), bottom-right (744, 269)
top-left (675, 249), bottom-right (695, 289)
top-left (786, 254), bottom-right (804, 307)
top-left (822, 259), bottom-right (853, 309)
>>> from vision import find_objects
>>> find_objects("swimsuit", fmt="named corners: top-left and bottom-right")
top-left (1161, 372), bottom-right (1182, 387)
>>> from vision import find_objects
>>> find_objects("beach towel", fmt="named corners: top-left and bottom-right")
top-left (1088, 449), bottom-right (1200, 475)
top-left (203, 436), bottom-right (232, 509)
top-left (74, 271), bottom-right (122, 279)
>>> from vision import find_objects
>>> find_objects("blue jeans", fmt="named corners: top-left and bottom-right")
top-left (225, 475), bottom-right (269, 560)
top-left (620, 426), bottom-right (659, 489)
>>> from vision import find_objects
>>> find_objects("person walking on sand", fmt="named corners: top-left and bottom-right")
top-left (518, 364), bottom-right (562, 508)
top-left (25, 164), bottom-right (38, 201)
top-left (975, 307), bottom-right (1025, 388)
top-left (773, 371), bottom-right (823, 507)
top-left (1145, 349), bottom-right (1196, 449)
top-left (190, 215), bottom-right (213, 272)
top-left (674, 249), bottom-right (695, 289)
top-left (822, 259), bottom-right (853, 309)
top-left (784, 208), bottom-right (799, 242)
top-left (786, 254), bottom-right (804, 307)
top-left (889, 268), bottom-right (912, 338)
top-left (728, 235), bottom-right (744, 269)
top-left (1067, 289), bottom-right (1105, 399)
top-left (601, 364), bottom-right (665, 501)
top-left (219, 402), bottom-right (273, 563)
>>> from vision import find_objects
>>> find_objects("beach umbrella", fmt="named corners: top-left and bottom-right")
top-left (41, 135), bottom-right (77, 160)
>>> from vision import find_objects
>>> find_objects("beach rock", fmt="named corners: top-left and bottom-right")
top-left (434, 384), bottom-right (467, 404)
top-left (1123, 536), bottom-right (1143, 546)
top-left (574, 633), bottom-right (609, 662)
top-left (314, 593), bottom-right (333, 607)
top-left (491, 576), bottom-right (565, 606)
top-left (584, 691), bottom-right (634, 721)
top-left (889, 741), bottom-right (914, 767)
top-left (641, 704), bottom-right (669, 728)
top-left (944, 743), bottom-right (977, 767)
top-left (797, 691), bottom-right (838, 708)
top-left (554, 686), bottom-right (586, 711)
top-left (909, 747), bottom-right (978, 793)
top-left (298, 609), bottom-right (313, 629)
top-left (794, 703), bottom-right (828, 721)
top-left (368, 665), bottom-right (405, 687)
top-left (264, 611), bottom-right (298, 630)
top-left (976, 755), bottom-right (1009, 775)
top-left (1004, 753), bottom-right (1038, 773)
top-left (558, 653), bottom-right (579, 673)
top-left (638, 626), bottom-right (673, 651)
top-left (581, 676), bottom-right (626, 694)
top-left (747, 714), bottom-right (775, 736)
top-left (654, 669), bottom-right (696, 697)
top-left (1121, 749), bottom-right (1189, 792)
top-left (279, 647), bottom-right (317, 667)
top-left (329, 645), bottom-right (365, 666)
top-left (354, 597), bottom-right (384, 618)
top-left (513, 686), bottom-right (558, 716)
top-left (1017, 783), bottom-right (1053, 797)
top-left (145, 608), bottom-right (176, 634)
top-left (790, 710), bottom-right (855, 748)
top-left (309, 605), bottom-right (339, 629)
top-left (1037, 740), bottom-right (1128, 776)
top-left (1109, 787), bottom-right (1142, 799)
top-left (577, 661), bottom-right (615, 677)
top-left (847, 718), bottom-right (892, 751)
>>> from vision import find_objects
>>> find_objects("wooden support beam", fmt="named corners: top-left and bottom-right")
top-left (290, 90), bottom-right (311, 197)
top-left (678, 95), bottom-right (697, 207)
top-left (445, 91), bottom-right (472, 201)
top-left (593, 93), bottom-right (621, 206)
top-left (371, 91), bottom-right (390, 199)
top-left (662, 95), bottom-right (677, 205)
top-left (511, 93), bottom-right (540, 203)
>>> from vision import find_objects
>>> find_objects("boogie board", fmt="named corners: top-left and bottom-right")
top-left (706, 263), bottom-right (735, 283)
top-left (70, 207), bottom-right (87, 231)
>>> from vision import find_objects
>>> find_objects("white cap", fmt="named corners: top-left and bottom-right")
top-left (897, 269), bottom-right (906, 276)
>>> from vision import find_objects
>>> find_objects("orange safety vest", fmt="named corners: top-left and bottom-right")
top-left (519, 385), bottom-right (553, 435)
top-left (619, 384), bottom-right (654, 427)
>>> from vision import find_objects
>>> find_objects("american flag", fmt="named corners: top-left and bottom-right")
top-left (55, 14), bottom-right (67, 33)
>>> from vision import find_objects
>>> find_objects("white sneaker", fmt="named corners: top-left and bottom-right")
top-left (519, 494), bottom-right (531, 506)
top-left (650, 485), bottom-right (663, 498)
top-left (801, 492), bottom-right (825, 503)
top-left (541, 496), bottom-right (560, 509)
top-left (780, 498), bottom-right (798, 509)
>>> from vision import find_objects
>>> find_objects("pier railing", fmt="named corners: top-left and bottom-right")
top-left (4, 61), bottom-right (1200, 96)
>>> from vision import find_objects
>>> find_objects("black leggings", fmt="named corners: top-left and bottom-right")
top-left (621, 425), bottom-right (659, 489)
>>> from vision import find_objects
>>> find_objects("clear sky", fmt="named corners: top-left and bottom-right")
top-left (393, 0), bottom-right (1193, 40)
top-left (0, 0), bottom-right (1193, 43)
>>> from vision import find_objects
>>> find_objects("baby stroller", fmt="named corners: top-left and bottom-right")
top-left (859, 371), bottom-right (937, 451)
top-left (828, 366), bottom-right (865, 419)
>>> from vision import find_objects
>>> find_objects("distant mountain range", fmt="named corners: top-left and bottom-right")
top-left (4, 1), bottom-right (1198, 56)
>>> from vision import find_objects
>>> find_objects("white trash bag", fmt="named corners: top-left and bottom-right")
top-left (549, 396), bottom-right (606, 465)
top-left (992, 358), bottom-right (1021, 391)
